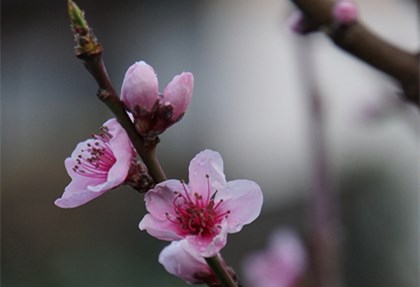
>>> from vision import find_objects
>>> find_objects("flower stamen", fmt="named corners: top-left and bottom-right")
top-left (169, 175), bottom-right (230, 238)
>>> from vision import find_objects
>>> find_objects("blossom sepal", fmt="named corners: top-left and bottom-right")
top-left (124, 159), bottom-right (154, 193)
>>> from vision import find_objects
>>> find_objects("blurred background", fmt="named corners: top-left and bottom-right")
top-left (2, 0), bottom-right (419, 286)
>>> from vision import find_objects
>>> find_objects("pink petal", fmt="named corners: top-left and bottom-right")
top-left (143, 180), bottom-right (185, 220)
top-left (188, 150), bottom-right (226, 198)
top-left (217, 179), bottom-right (263, 233)
top-left (139, 180), bottom-right (187, 241)
top-left (67, 139), bottom-right (97, 179)
top-left (88, 119), bottom-right (133, 192)
top-left (242, 229), bottom-right (307, 287)
top-left (139, 214), bottom-right (183, 241)
top-left (185, 224), bottom-right (229, 257)
top-left (159, 240), bottom-right (210, 284)
top-left (55, 174), bottom-right (107, 208)
top-left (120, 61), bottom-right (159, 112)
top-left (163, 72), bottom-right (194, 120)
top-left (269, 230), bottom-right (307, 276)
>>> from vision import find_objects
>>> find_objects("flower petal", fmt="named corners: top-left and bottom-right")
top-left (67, 139), bottom-right (97, 179)
top-left (159, 240), bottom-right (210, 284)
top-left (185, 223), bottom-right (228, 257)
top-left (55, 175), bottom-right (107, 208)
top-left (143, 180), bottom-right (186, 220)
top-left (163, 72), bottom-right (194, 120)
top-left (88, 119), bottom-right (133, 192)
top-left (120, 61), bottom-right (159, 112)
top-left (139, 180), bottom-right (188, 240)
top-left (217, 179), bottom-right (263, 233)
top-left (242, 229), bottom-right (307, 287)
top-left (188, 150), bottom-right (226, 198)
top-left (139, 214), bottom-right (183, 241)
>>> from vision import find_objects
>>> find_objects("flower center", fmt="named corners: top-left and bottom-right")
top-left (166, 175), bottom-right (230, 237)
top-left (72, 132), bottom-right (116, 178)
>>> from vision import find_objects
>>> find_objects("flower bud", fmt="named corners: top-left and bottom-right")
top-left (333, 0), bottom-right (358, 25)
top-left (121, 61), bottom-right (159, 113)
top-left (163, 72), bottom-right (194, 121)
top-left (120, 61), bottom-right (194, 138)
top-left (159, 240), bottom-right (213, 285)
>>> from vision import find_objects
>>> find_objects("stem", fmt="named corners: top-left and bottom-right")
top-left (290, 0), bottom-right (419, 106)
top-left (205, 255), bottom-right (238, 287)
top-left (294, 37), bottom-right (343, 287)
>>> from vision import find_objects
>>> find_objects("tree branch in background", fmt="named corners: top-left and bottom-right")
top-left (290, 0), bottom-right (419, 106)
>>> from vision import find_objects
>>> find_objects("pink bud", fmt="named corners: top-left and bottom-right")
top-left (159, 240), bottom-right (212, 284)
top-left (333, 0), bottom-right (358, 25)
top-left (120, 61), bottom-right (159, 113)
top-left (163, 72), bottom-right (194, 121)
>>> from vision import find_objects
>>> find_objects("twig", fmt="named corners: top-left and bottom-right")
top-left (294, 36), bottom-right (343, 287)
top-left (290, 0), bottom-right (419, 106)
top-left (205, 256), bottom-right (239, 287)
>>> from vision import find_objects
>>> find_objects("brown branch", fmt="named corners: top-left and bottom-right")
top-left (294, 37), bottom-right (343, 287)
top-left (291, 0), bottom-right (419, 106)
top-left (68, 0), bottom-right (167, 184)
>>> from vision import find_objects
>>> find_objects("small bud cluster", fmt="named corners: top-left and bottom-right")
top-left (68, 0), bottom-right (101, 57)
top-left (120, 61), bottom-right (194, 140)
top-left (289, 0), bottom-right (358, 36)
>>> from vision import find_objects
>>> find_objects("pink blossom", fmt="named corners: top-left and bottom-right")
top-left (55, 118), bottom-right (135, 208)
top-left (159, 240), bottom-right (213, 285)
top-left (242, 229), bottom-right (307, 287)
top-left (333, 0), bottom-right (358, 25)
top-left (120, 61), bottom-right (194, 136)
top-left (139, 150), bottom-right (263, 257)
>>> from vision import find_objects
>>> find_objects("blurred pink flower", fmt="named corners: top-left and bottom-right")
top-left (159, 240), bottom-right (213, 285)
top-left (120, 61), bottom-right (193, 136)
top-left (333, 0), bottom-right (358, 25)
top-left (55, 118), bottom-right (136, 208)
top-left (243, 229), bottom-right (307, 287)
top-left (139, 150), bottom-right (263, 257)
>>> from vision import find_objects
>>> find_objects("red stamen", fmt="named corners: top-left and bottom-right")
top-left (169, 175), bottom-right (231, 238)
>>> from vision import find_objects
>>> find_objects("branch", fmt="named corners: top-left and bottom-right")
top-left (67, 0), bottom-right (167, 184)
top-left (205, 256), bottom-right (239, 287)
top-left (291, 0), bottom-right (419, 106)
top-left (293, 37), bottom-right (343, 287)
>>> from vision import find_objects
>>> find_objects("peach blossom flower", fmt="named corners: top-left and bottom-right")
top-left (55, 119), bottom-right (137, 208)
top-left (139, 150), bottom-right (263, 257)
top-left (243, 229), bottom-right (307, 287)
